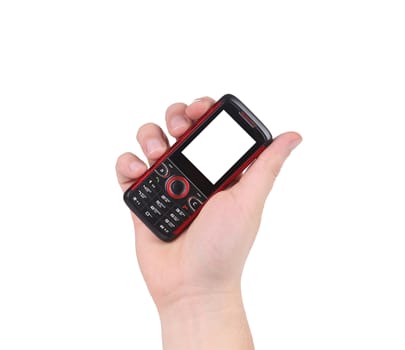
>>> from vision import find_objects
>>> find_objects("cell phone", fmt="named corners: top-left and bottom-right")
top-left (123, 94), bottom-right (272, 241)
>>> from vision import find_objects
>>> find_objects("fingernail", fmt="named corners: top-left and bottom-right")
top-left (170, 114), bottom-right (188, 130)
top-left (146, 138), bottom-right (164, 155)
top-left (289, 137), bottom-right (302, 151)
top-left (190, 98), bottom-right (203, 104)
top-left (129, 161), bottom-right (141, 173)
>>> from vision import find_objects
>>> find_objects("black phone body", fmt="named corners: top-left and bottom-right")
top-left (124, 94), bottom-right (272, 241)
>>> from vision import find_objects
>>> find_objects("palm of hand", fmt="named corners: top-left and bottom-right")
top-left (133, 187), bottom-right (260, 309)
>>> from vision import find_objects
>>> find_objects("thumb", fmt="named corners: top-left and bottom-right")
top-left (235, 132), bottom-right (302, 207)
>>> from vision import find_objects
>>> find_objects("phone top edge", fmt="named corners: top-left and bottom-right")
top-left (220, 94), bottom-right (273, 144)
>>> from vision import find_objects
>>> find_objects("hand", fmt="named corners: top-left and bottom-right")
top-left (116, 97), bottom-right (301, 349)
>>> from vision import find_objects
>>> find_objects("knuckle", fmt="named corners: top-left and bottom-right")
top-left (166, 102), bottom-right (186, 116)
top-left (136, 122), bottom-right (159, 141)
top-left (199, 96), bottom-right (215, 104)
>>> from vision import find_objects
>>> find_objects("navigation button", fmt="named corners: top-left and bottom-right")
top-left (166, 176), bottom-right (190, 199)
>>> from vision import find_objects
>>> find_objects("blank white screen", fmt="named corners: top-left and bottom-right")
top-left (182, 111), bottom-right (255, 184)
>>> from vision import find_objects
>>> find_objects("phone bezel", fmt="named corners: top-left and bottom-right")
top-left (124, 94), bottom-right (272, 241)
top-left (168, 95), bottom-right (271, 196)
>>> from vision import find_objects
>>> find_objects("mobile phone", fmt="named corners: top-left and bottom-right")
top-left (124, 94), bottom-right (272, 241)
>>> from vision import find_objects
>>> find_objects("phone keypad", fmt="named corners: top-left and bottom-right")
top-left (127, 158), bottom-right (207, 238)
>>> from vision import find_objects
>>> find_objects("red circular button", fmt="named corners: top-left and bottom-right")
top-left (166, 176), bottom-right (190, 199)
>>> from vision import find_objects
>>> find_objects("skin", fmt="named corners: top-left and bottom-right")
top-left (116, 97), bottom-right (302, 350)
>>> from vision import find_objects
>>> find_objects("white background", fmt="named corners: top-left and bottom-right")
top-left (0, 1), bottom-right (404, 349)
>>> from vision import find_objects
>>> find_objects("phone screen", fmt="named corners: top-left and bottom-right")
top-left (182, 111), bottom-right (255, 184)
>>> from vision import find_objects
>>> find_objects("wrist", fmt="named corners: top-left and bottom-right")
top-left (158, 289), bottom-right (254, 350)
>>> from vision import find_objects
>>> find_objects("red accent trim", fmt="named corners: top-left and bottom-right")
top-left (130, 99), bottom-right (224, 191)
top-left (173, 145), bottom-right (266, 236)
top-left (166, 176), bottom-right (190, 199)
top-left (239, 111), bottom-right (255, 128)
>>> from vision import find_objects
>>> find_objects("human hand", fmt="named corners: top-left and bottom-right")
top-left (116, 97), bottom-right (301, 349)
